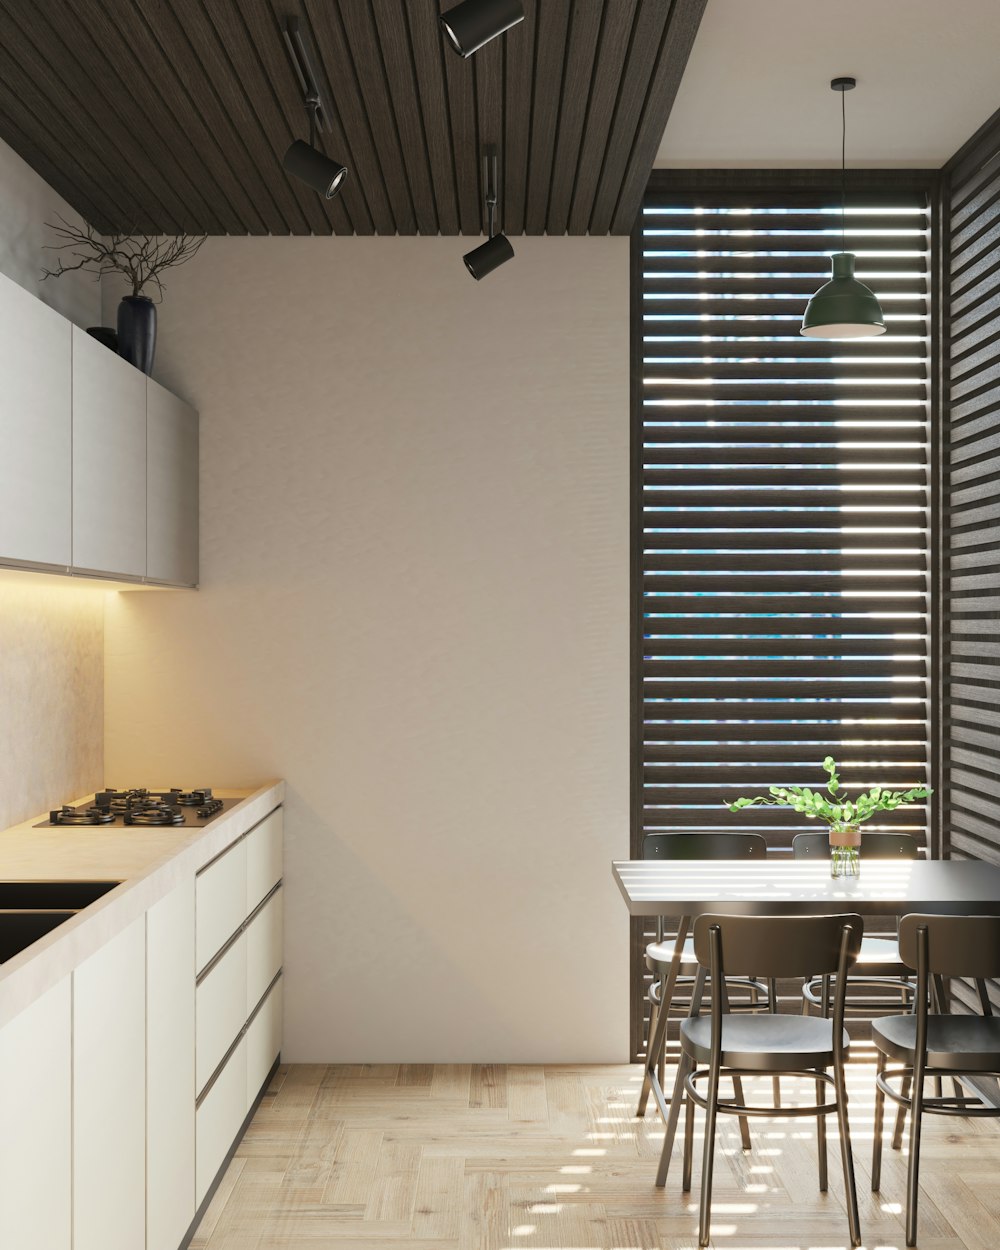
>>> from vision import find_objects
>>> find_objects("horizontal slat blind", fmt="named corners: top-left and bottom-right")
top-left (637, 195), bottom-right (931, 849)
top-left (630, 188), bottom-right (932, 1059)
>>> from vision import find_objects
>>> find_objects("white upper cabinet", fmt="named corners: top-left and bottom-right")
top-left (72, 326), bottom-right (147, 577)
top-left (147, 377), bottom-right (199, 586)
top-left (0, 273), bottom-right (72, 567)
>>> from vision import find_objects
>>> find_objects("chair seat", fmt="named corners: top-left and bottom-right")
top-left (645, 938), bottom-right (699, 976)
top-left (681, 1013), bottom-right (849, 1070)
top-left (855, 935), bottom-right (907, 975)
top-left (873, 1014), bottom-right (1000, 1071)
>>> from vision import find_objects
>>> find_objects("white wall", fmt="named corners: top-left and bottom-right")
top-left (0, 136), bottom-right (100, 327)
top-left (104, 235), bottom-right (630, 1062)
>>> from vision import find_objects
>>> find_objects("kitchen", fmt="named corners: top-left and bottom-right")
top-left (1, 2), bottom-right (1000, 1249)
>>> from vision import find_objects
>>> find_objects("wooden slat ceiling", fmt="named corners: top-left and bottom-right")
top-left (0, 0), bottom-right (706, 237)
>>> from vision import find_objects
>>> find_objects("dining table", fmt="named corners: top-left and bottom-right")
top-left (612, 855), bottom-right (1000, 1178)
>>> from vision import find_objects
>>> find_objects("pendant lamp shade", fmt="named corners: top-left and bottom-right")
top-left (801, 77), bottom-right (886, 339)
top-left (801, 252), bottom-right (886, 338)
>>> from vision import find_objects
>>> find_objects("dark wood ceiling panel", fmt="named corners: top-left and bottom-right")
top-left (545, 3), bottom-right (606, 235)
top-left (567, 0), bottom-right (640, 235)
top-left (0, 0), bottom-right (706, 236)
top-left (609, 0), bottom-right (707, 234)
top-left (524, 0), bottom-right (572, 234)
top-left (500, 0), bottom-right (535, 236)
top-left (405, 0), bottom-right (460, 234)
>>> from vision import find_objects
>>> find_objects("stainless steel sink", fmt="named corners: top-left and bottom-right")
top-left (0, 881), bottom-right (121, 962)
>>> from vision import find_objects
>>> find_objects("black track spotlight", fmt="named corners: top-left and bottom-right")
top-left (281, 18), bottom-right (348, 199)
top-left (463, 148), bottom-right (514, 280)
top-left (282, 135), bottom-right (347, 200)
top-left (440, 0), bottom-right (524, 58)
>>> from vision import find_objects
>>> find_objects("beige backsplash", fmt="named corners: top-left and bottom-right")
top-left (0, 575), bottom-right (104, 829)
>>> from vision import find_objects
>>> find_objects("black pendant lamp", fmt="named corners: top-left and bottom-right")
top-left (801, 78), bottom-right (885, 339)
top-left (441, 0), bottom-right (524, 58)
top-left (281, 18), bottom-right (348, 200)
top-left (463, 149), bottom-right (514, 279)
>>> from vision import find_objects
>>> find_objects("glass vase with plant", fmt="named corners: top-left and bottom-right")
top-left (727, 757), bottom-right (932, 878)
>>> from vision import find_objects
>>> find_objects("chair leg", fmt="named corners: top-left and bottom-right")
top-left (816, 1071), bottom-right (828, 1192)
top-left (905, 1063), bottom-right (925, 1248)
top-left (637, 983), bottom-right (664, 1118)
top-left (892, 1073), bottom-right (910, 1150)
top-left (871, 1051), bottom-right (886, 1192)
top-left (698, 1060), bottom-right (721, 1248)
top-left (682, 1091), bottom-right (694, 1193)
top-left (732, 1076), bottom-right (752, 1150)
top-left (834, 1059), bottom-right (862, 1248)
top-left (656, 1049), bottom-right (693, 1187)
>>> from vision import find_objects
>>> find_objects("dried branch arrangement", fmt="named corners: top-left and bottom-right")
top-left (41, 217), bottom-right (207, 300)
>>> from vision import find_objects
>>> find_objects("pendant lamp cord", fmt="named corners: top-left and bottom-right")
top-left (840, 86), bottom-right (846, 252)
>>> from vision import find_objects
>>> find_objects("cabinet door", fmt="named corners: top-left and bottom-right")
top-left (147, 880), bottom-right (196, 1250)
top-left (196, 930), bottom-right (247, 1094)
top-left (0, 978), bottom-right (72, 1250)
top-left (196, 837), bottom-right (247, 973)
top-left (196, 1038), bottom-right (247, 1207)
top-left (246, 886), bottom-right (283, 1017)
top-left (0, 273), bottom-right (72, 566)
top-left (72, 325), bottom-right (146, 577)
top-left (74, 917), bottom-right (145, 1250)
top-left (246, 807), bottom-right (283, 913)
top-left (147, 377), bottom-right (198, 585)
top-left (246, 975), bottom-right (282, 1113)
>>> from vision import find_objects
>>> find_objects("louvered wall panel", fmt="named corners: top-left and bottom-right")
top-left (630, 176), bottom-right (933, 1059)
top-left (945, 110), bottom-right (1000, 888)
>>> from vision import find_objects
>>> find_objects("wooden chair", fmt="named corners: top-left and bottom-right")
top-left (872, 914), bottom-right (1000, 1247)
top-left (658, 911), bottom-right (863, 1249)
top-left (792, 831), bottom-right (917, 1015)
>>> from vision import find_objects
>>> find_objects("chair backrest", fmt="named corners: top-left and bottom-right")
top-left (643, 832), bottom-right (767, 861)
top-left (792, 831), bottom-right (918, 860)
top-left (898, 914), bottom-right (1000, 980)
top-left (692, 912), bottom-right (863, 980)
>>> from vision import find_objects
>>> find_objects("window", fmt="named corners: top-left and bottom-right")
top-left (630, 176), bottom-right (933, 1058)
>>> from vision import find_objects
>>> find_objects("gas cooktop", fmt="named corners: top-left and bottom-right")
top-left (36, 788), bottom-right (236, 830)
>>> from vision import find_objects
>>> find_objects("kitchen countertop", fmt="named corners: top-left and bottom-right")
top-left (0, 780), bottom-right (284, 1027)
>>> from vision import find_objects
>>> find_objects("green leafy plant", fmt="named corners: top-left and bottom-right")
top-left (727, 756), bottom-right (931, 834)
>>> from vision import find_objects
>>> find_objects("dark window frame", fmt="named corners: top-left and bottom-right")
top-left (628, 168), bottom-right (943, 1061)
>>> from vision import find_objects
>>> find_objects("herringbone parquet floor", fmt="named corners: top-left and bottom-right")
top-left (191, 1063), bottom-right (1000, 1249)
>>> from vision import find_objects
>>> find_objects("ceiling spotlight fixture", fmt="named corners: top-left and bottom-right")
top-left (463, 148), bottom-right (514, 280)
top-left (801, 77), bottom-right (885, 339)
top-left (440, 0), bottom-right (524, 58)
top-left (281, 17), bottom-right (348, 199)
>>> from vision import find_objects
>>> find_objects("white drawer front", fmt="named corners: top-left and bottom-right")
top-left (196, 838), bottom-right (247, 972)
top-left (246, 808), bottom-right (282, 913)
top-left (245, 975), bottom-right (283, 1113)
top-left (196, 933), bottom-right (246, 1094)
top-left (246, 887), bottom-right (283, 1017)
top-left (196, 1038), bottom-right (246, 1207)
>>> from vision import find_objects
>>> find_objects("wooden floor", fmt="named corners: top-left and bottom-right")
top-left (192, 1062), bottom-right (1000, 1249)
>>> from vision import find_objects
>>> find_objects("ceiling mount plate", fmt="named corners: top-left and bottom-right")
top-left (831, 77), bottom-right (857, 92)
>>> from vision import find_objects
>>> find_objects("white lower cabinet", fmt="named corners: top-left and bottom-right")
top-left (246, 975), bottom-right (283, 1111)
top-left (74, 916), bottom-right (146, 1250)
top-left (196, 1036), bottom-right (248, 1206)
top-left (0, 977), bottom-right (72, 1250)
top-left (197, 931), bottom-right (247, 1092)
top-left (147, 880), bottom-right (196, 1250)
top-left (246, 886), bottom-right (283, 1015)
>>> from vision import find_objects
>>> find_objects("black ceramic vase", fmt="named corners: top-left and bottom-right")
top-left (117, 295), bottom-right (157, 375)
